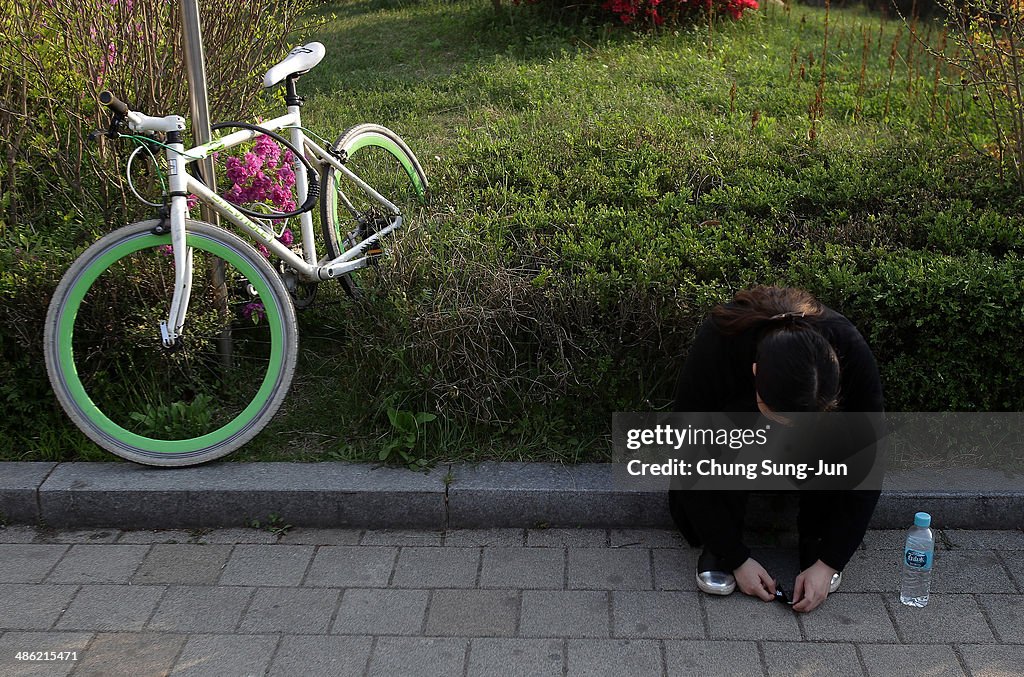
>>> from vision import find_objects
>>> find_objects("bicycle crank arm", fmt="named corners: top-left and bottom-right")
top-left (318, 258), bottom-right (369, 280)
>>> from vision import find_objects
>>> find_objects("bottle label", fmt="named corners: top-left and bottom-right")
top-left (905, 548), bottom-right (932, 571)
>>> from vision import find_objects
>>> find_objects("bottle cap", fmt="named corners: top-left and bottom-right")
top-left (914, 512), bottom-right (931, 528)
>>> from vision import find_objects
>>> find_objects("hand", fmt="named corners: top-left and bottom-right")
top-left (733, 558), bottom-right (777, 601)
top-left (792, 559), bottom-right (838, 613)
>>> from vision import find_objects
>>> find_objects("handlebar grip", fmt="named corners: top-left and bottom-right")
top-left (98, 91), bottom-right (129, 115)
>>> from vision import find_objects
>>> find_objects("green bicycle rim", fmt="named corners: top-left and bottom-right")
top-left (54, 231), bottom-right (286, 457)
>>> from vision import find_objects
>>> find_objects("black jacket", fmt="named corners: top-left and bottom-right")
top-left (674, 307), bottom-right (883, 414)
top-left (671, 306), bottom-right (884, 571)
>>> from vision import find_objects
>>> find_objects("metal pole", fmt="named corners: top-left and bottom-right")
top-left (180, 0), bottom-right (231, 366)
top-left (180, 0), bottom-right (217, 221)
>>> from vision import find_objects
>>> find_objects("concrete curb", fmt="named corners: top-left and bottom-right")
top-left (0, 463), bottom-right (57, 525)
top-left (1, 462), bottom-right (1022, 530)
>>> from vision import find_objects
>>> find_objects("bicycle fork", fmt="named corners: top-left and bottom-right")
top-left (161, 141), bottom-right (194, 348)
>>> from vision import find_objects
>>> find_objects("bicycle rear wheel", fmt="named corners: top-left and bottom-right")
top-left (44, 219), bottom-right (298, 466)
top-left (321, 123), bottom-right (429, 298)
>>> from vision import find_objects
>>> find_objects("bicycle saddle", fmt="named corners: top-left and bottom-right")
top-left (263, 42), bottom-right (326, 88)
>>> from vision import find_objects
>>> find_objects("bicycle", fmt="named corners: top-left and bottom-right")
top-left (43, 42), bottom-right (429, 467)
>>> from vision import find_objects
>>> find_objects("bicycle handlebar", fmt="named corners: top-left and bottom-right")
top-left (99, 91), bottom-right (129, 116)
top-left (95, 92), bottom-right (185, 137)
top-left (94, 99), bottom-right (318, 218)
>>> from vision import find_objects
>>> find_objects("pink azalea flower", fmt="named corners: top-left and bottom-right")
top-left (241, 302), bottom-right (266, 322)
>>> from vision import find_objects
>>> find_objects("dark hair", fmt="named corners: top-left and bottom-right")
top-left (711, 286), bottom-right (824, 334)
top-left (712, 287), bottom-right (840, 412)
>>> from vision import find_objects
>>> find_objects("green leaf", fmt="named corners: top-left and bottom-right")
top-left (394, 410), bottom-right (416, 433)
top-left (386, 407), bottom-right (401, 427)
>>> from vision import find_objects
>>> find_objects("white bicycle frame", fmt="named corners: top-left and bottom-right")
top-left (126, 104), bottom-right (402, 347)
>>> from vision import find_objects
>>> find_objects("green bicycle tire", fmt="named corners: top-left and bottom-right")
top-left (43, 219), bottom-right (299, 466)
top-left (320, 123), bottom-right (429, 299)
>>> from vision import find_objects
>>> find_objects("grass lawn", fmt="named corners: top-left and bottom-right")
top-left (8, 0), bottom-right (1022, 467)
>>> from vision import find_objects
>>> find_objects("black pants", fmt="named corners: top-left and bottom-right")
top-left (668, 489), bottom-right (865, 572)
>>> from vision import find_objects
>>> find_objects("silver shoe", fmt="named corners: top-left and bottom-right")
top-left (697, 570), bottom-right (737, 595)
top-left (829, 571), bottom-right (842, 593)
top-left (696, 549), bottom-right (736, 596)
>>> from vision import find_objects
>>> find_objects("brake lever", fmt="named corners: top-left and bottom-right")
top-left (87, 125), bottom-right (122, 144)
top-left (90, 113), bottom-right (128, 142)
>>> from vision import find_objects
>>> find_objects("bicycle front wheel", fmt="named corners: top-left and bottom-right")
top-left (321, 123), bottom-right (429, 298)
top-left (44, 219), bottom-right (299, 466)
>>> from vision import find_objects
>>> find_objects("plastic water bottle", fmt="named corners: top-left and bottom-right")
top-left (900, 511), bottom-right (934, 607)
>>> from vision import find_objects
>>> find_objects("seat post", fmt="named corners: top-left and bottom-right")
top-left (284, 74), bottom-right (304, 108)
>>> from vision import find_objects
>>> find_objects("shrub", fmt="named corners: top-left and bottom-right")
top-left (355, 119), bottom-right (1023, 430)
top-left (788, 247), bottom-right (1024, 411)
top-left (0, 0), bottom-right (321, 228)
top-left (923, 0), bottom-right (1024, 188)
top-left (602, 0), bottom-right (760, 24)
top-left (511, 0), bottom-right (760, 28)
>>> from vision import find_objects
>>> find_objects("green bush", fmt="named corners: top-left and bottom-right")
top-left (0, 240), bottom-right (82, 458)
top-left (789, 248), bottom-right (1024, 411)
top-left (354, 104), bottom-right (1023, 431)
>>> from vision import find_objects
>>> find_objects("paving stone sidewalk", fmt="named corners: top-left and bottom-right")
top-left (0, 525), bottom-right (1022, 677)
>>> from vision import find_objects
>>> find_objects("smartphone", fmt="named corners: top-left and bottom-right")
top-left (775, 584), bottom-right (796, 608)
